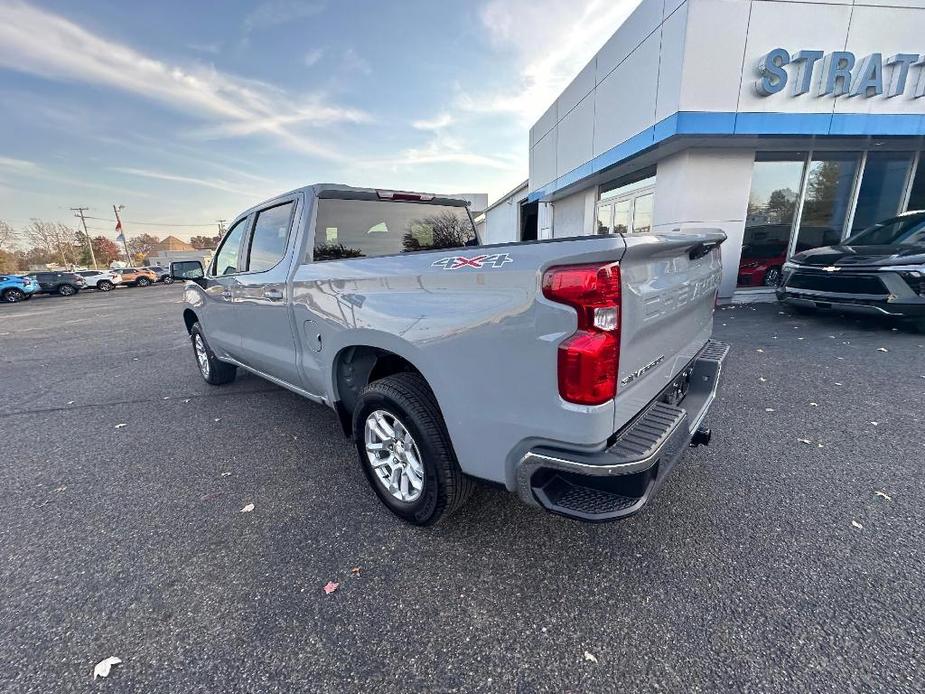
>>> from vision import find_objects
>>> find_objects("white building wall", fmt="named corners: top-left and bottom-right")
top-left (483, 183), bottom-right (527, 245)
top-left (652, 149), bottom-right (756, 298)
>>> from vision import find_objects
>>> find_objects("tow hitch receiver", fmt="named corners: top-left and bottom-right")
top-left (690, 427), bottom-right (712, 447)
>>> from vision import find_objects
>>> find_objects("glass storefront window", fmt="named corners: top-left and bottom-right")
top-left (851, 152), bottom-right (913, 232)
top-left (793, 152), bottom-right (859, 253)
top-left (905, 156), bottom-right (925, 211)
top-left (613, 199), bottom-right (631, 234)
top-left (632, 193), bottom-right (653, 234)
top-left (737, 154), bottom-right (806, 289)
top-left (596, 205), bottom-right (611, 235)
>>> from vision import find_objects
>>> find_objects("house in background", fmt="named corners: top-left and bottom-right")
top-left (146, 235), bottom-right (213, 269)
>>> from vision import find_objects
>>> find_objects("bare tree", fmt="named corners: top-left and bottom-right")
top-left (22, 220), bottom-right (79, 266)
top-left (0, 220), bottom-right (17, 252)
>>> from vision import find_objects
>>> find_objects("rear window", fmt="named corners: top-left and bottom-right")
top-left (310, 199), bottom-right (477, 262)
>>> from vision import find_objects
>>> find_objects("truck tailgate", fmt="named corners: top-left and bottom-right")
top-left (614, 230), bottom-right (725, 432)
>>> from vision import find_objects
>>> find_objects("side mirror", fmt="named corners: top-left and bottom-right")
top-left (171, 261), bottom-right (204, 281)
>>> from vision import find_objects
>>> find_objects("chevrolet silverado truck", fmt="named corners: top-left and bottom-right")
top-left (171, 184), bottom-right (728, 525)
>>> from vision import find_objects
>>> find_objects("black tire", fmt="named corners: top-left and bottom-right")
top-left (162, 275), bottom-right (174, 285)
top-left (57, 284), bottom-right (77, 296)
top-left (2, 288), bottom-right (25, 303)
top-left (137, 277), bottom-right (151, 287)
top-left (97, 280), bottom-right (114, 292)
top-left (763, 266), bottom-right (782, 287)
top-left (352, 372), bottom-right (474, 526)
top-left (190, 322), bottom-right (237, 385)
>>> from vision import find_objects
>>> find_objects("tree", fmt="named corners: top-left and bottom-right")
top-left (0, 249), bottom-right (16, 272)
top-left (190, 234), bottom-right (221, 250)
top-left (90, 236), bottom-right (122, 266)
top-left (126, 233), bottom-right (161, 259)
top-left (402, 212), bottom-right (477, 252)
top-left (0, 220), bottom-right (17, 252)
top-left (21, 220), bottom-right (80, 266)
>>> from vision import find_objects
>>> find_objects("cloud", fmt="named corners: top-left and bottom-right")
top-left (412, 113), bottom-right (454, 131)
top-left (341, 48), bottom-right (371, 76)
top-left (304, 47), bottom-right (324, 67)
top-left (0, 0), bottom-right (367, 160)
top-left (111, 167), bottom-right (265, 196)
top-left (466, 0), bottom-right (641, 124)
top-left (243, 0), bottom-right (325, 33)
top-left (381, 132), bottom-right (516, 171)
top-left (0, 155), bottom-right (40, 173)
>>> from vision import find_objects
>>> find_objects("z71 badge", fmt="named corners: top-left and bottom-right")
top-left (432, 253), bottom-right (513, 270)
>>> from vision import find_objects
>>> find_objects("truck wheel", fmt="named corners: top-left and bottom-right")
top-left (353, 372), bottom-right (474, 526)
top-left (190, 323), bottom-right (237, 385)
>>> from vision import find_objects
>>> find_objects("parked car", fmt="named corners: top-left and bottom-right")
top-left (112, 267), bottom-right (157, 286)
top-left (74, 269), bottom-right (123, 292)
top-left (171, 184), bottom-right (727, 526)
top-left (0, 274), bottom-right (38, 303)
top-left (22, 271), bottom-right (86, 296)
top-left (777, 211), bottom-right (925, 329)
top-left (143, 266), bottom-right (174, 284)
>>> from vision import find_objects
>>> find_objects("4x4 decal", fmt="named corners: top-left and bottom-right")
top-left (432, 253), bottom-right (513, 270)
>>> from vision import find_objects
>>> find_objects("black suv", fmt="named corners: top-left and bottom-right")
top-left (777, 211), bottom-right (925, 328)
top-left (23, 271), bottom-right (87, 296)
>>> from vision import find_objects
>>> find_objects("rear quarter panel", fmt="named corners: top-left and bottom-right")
top-left (291, 237), bottom-right (629, 487)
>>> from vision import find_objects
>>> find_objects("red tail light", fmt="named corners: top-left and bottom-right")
top-left (542, 263), bottom-right (621, 405)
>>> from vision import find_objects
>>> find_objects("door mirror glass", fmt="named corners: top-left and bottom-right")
top-left (171, 261), bottom-right (204, 280)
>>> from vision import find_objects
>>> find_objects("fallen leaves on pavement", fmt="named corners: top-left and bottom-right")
top-left (851, 520), bottom-right (863, 530)
top-left (583, 651), bottom-right (598, 664)
top-left (324, 581), bottom-right (339, 594)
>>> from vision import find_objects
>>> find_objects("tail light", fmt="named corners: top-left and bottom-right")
top-left (542, 262), bottom-right (621, 405)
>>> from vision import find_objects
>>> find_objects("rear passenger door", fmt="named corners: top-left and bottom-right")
top-left (234, 195), bottom-right (302, 385)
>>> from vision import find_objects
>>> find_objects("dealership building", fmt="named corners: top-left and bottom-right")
top-left (488, 0), bottom-right (925, 301)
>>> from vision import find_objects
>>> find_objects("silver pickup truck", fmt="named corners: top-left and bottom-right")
top-left (171, 184), bottom-right (728, 525)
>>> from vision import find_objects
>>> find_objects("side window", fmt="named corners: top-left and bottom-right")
top-left (212, 218), bottom-right (248, 276)
top-left (245, 201), bottom-right (294, 272)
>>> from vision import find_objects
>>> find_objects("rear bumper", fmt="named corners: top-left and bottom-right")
top-left (515, 339), bottom-right (728, 522)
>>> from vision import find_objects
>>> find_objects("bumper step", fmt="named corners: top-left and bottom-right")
top-left (518, 339), bottom-right (729, 522)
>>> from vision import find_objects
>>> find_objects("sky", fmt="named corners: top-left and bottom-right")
top-left (0, 0), bottom-right (641, 242)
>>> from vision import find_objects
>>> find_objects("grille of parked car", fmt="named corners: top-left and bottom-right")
top-left (787, 271), bottom-right (888, 295)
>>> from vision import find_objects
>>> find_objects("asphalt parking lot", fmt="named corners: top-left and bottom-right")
top-left (1, 286), bottom-right (923, 693)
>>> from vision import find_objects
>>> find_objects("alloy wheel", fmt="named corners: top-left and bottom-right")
top-left (364, 410), bottom-right (424, 503)
top-left (194, 334), bottom-right (210, 378)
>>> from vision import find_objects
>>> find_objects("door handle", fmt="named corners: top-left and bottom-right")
top-left (221, 290), bottom-right (233, 300)
top-left (263, 288), bottom-right (284, 301)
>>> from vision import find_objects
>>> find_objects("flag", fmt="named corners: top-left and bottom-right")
top-left (115, 219), bottom-right (125, 243)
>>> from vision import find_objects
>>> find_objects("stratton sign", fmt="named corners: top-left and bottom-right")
top-left (756, 49), bottom-right (924, 99)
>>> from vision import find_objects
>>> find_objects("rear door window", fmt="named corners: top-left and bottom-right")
top-left (212, 217), bottom-right (248, 276)
top-left (245, 201), bottom-right (294, 272)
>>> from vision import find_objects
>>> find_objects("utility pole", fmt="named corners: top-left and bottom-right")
top-left (71, 207), bottom-right (98, 269)
top-left (113, 204), bottom-right (131, 265)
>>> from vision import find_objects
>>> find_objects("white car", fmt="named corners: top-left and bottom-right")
top-left (74, 270), bottom-right (123, 292)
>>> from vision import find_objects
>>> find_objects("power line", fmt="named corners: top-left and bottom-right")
top-left (82, 215), bottom-right (218, 228)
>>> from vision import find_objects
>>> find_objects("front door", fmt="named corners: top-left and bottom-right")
top-left (201, 216), bottom-right (250, 360)
top-left (234, 196), bottom-right (302, 386)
